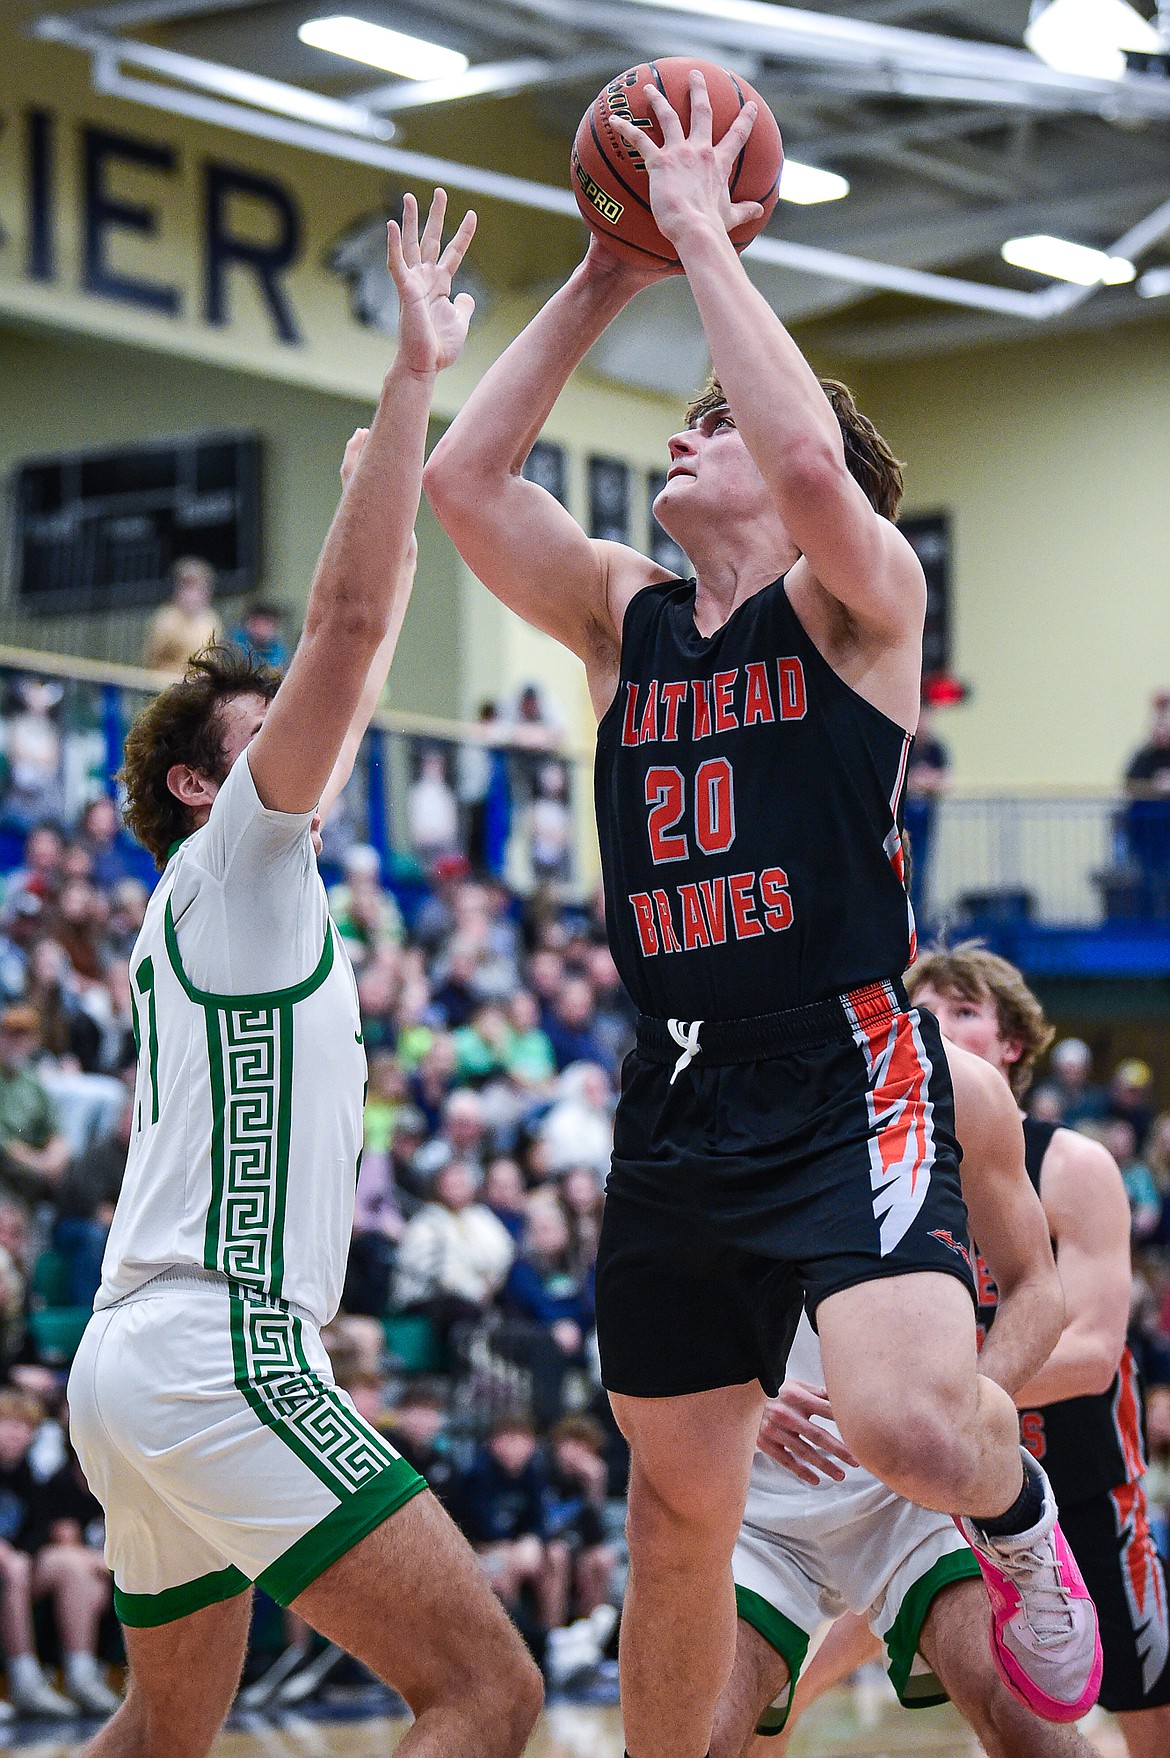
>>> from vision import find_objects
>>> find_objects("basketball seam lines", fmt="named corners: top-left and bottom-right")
top-left (589, 108), bottom-right (654, 218)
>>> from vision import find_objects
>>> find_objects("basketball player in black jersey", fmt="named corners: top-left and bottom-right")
top-left (908, 946), bottom-right (1170, 1758)
top-left (425, 72), bottom-right (1099, 1758)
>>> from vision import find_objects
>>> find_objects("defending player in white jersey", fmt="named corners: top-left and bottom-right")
top-left (711, 1040), bottom-right (1100, 1758)
top-left (67, 193), bottom-right (543, 1758)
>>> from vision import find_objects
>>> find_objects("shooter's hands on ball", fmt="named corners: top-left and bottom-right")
top-left (387, 188), bottom-right (478, 377)
top-left (608, 70), bottom-right (764, 251)
top-left (757, 1380), bottom-right (859, 1485)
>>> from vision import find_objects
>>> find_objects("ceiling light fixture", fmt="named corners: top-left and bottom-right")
top-left (1137, 264), bottom-right (1170, 296)
top-left (1023, 0), bottom-right (1161, 82)
top-left (779, 160), bottom-right (849, 204)
top-left (1002, 233), bottom-right (1136, 283)
top-left (298, 16), bottom-right (469, 82)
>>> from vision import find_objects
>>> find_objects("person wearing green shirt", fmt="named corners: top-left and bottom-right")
top-left (0, 1006), bottom-right (70, 1209)
top-left (505, 992), bottom-right (556, 1091)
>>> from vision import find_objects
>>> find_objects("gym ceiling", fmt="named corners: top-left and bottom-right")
top-left (16, 0), bottom-right (1170, 385)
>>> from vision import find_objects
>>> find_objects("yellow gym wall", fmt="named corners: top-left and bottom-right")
top-left (845, 320), bottom-right (1170, 790)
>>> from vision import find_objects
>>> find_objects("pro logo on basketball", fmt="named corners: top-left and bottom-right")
top-left (573, 157), bottom-right (624, 225)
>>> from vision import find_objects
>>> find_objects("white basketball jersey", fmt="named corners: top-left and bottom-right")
top-left (98, 750), bottom-right (366, 1326)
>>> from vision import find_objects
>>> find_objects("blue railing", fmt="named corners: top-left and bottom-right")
top-left (0, 647), bottom-right (590, 902)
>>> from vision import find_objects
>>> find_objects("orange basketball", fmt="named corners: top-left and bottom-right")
top-left (571, 58), bottom-right (783, 269)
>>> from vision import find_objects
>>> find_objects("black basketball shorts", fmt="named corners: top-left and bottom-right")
top-left (596, 978), bottom-right (975, 1399)
top-left (1060, 1481), bottom-right (1170, 1712)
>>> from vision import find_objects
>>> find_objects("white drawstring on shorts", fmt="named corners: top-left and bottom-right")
top-left (667, 1018), bottom-right (703, 1084)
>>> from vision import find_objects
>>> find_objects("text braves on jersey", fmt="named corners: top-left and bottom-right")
top-left (623, 656), bottom-right (805, 958)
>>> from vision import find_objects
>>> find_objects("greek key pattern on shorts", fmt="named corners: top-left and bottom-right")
top-left (205, 1004), bottom-right (291, 1299)
top-left (232, 1296), bottom-right (401, 1494)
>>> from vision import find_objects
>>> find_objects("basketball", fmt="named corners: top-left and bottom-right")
top-left (570, 58), bottom-right (783, 269)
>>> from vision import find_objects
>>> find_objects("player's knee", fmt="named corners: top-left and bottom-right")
top-left (626, 1464), bottom-right (738, 1572)
top-left (627, 1463), bottom-right (712, 1547)
top-left (468, 1641), bottom-right (543, 1753)
top-left (845, 1400), bottom-right (971, 1506)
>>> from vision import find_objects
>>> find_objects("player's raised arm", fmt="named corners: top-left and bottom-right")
top-left (249, 191), bottom-right (476, 816)
top-left (423, 241), bottom-right (669, 704)
top-left (1011, 1131), bottom-right (1131, 1408)
top-left (315, 434), bottom-right (419, 828)
top-left (948, 1043), bottom-right (1063, 1397)
top-left (610, 73), bottom-right (924, 645)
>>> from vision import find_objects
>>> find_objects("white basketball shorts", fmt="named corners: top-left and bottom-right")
top-left (732, 1454), bottom-right (981, 1731)
top-left (69, 1275), bottom-right (425, 1627)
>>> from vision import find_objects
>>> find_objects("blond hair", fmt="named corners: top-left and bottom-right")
top-left (906, 943), bottom-right (1054, 1099)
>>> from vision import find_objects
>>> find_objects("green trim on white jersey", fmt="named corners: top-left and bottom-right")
top-left (229, 1290), bottom-right (406, 1495)
top-left (164, 898), bottom-right (336, 1302)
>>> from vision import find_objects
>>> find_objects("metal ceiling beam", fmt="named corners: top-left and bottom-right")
top-left (824, 282), bottom-right (1150, 360)
top-left (795, 106), bottom-right (1013, 161)
top-left (870, 141), bottom-right (1020, 201)
top-left (68, 0), bottom-right (264, 25)
top-left (797, 119), bottom-right (1054, 204)
top-left (360, 52), bottom-right (615, 115)
top-left (498, 0), bottom-right (1170, 118)
top-left (809, 178), bottom-right (1168, 270)
top-left (33, 14), bottom-right (396, 139)
top-left (383, 0), bottom-right (590, 61)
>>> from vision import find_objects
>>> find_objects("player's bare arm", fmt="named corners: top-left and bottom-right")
top-left (249, 190), bottom-right (476, 816)
top-left (424, 240), bottom-right (672, 719)
top-left (947, 1042), bottom-right (1063, 1396)
top-left (315, 434), bottom-right (420, 828)
top-left (1012, 1130), bottom-right (1131, 1408)
top-left (610, 76), bottom-right (925, 725)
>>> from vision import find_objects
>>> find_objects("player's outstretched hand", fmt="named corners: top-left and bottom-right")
top-left (757, 1380), bottom-right (859, 1485)
top-left (387, 189), bottom-right (477, 376)
top-left (608, 71), bottom-right (763, 251)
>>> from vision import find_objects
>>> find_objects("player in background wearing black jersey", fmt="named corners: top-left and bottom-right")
top-left (426, 73), bottom-right (1098, 1758)
top-left (907, 947), bottom-right (1170, 1758)
top-left (710, 1036), bottom-right (1095, 1758)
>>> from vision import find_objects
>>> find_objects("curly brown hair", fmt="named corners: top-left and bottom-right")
top-left (906, 942), bottom-right (1055, 1100)
top-left (684, 373), bottom-right (905, 521)
top-left (120, 646), bottom-right (282, 868)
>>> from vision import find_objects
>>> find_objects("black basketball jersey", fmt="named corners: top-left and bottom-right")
top-left (594, 575), bottom-right (916, 1021)
top-left (975, 1117), bottom-right (1147, 1509)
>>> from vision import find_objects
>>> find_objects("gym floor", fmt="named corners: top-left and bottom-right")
top-left (0, 1694), bottom-right (1128, 1757)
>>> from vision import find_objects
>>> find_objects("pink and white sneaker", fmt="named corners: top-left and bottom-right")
top-left (958, 1451), bottom-right (1102, 1723)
